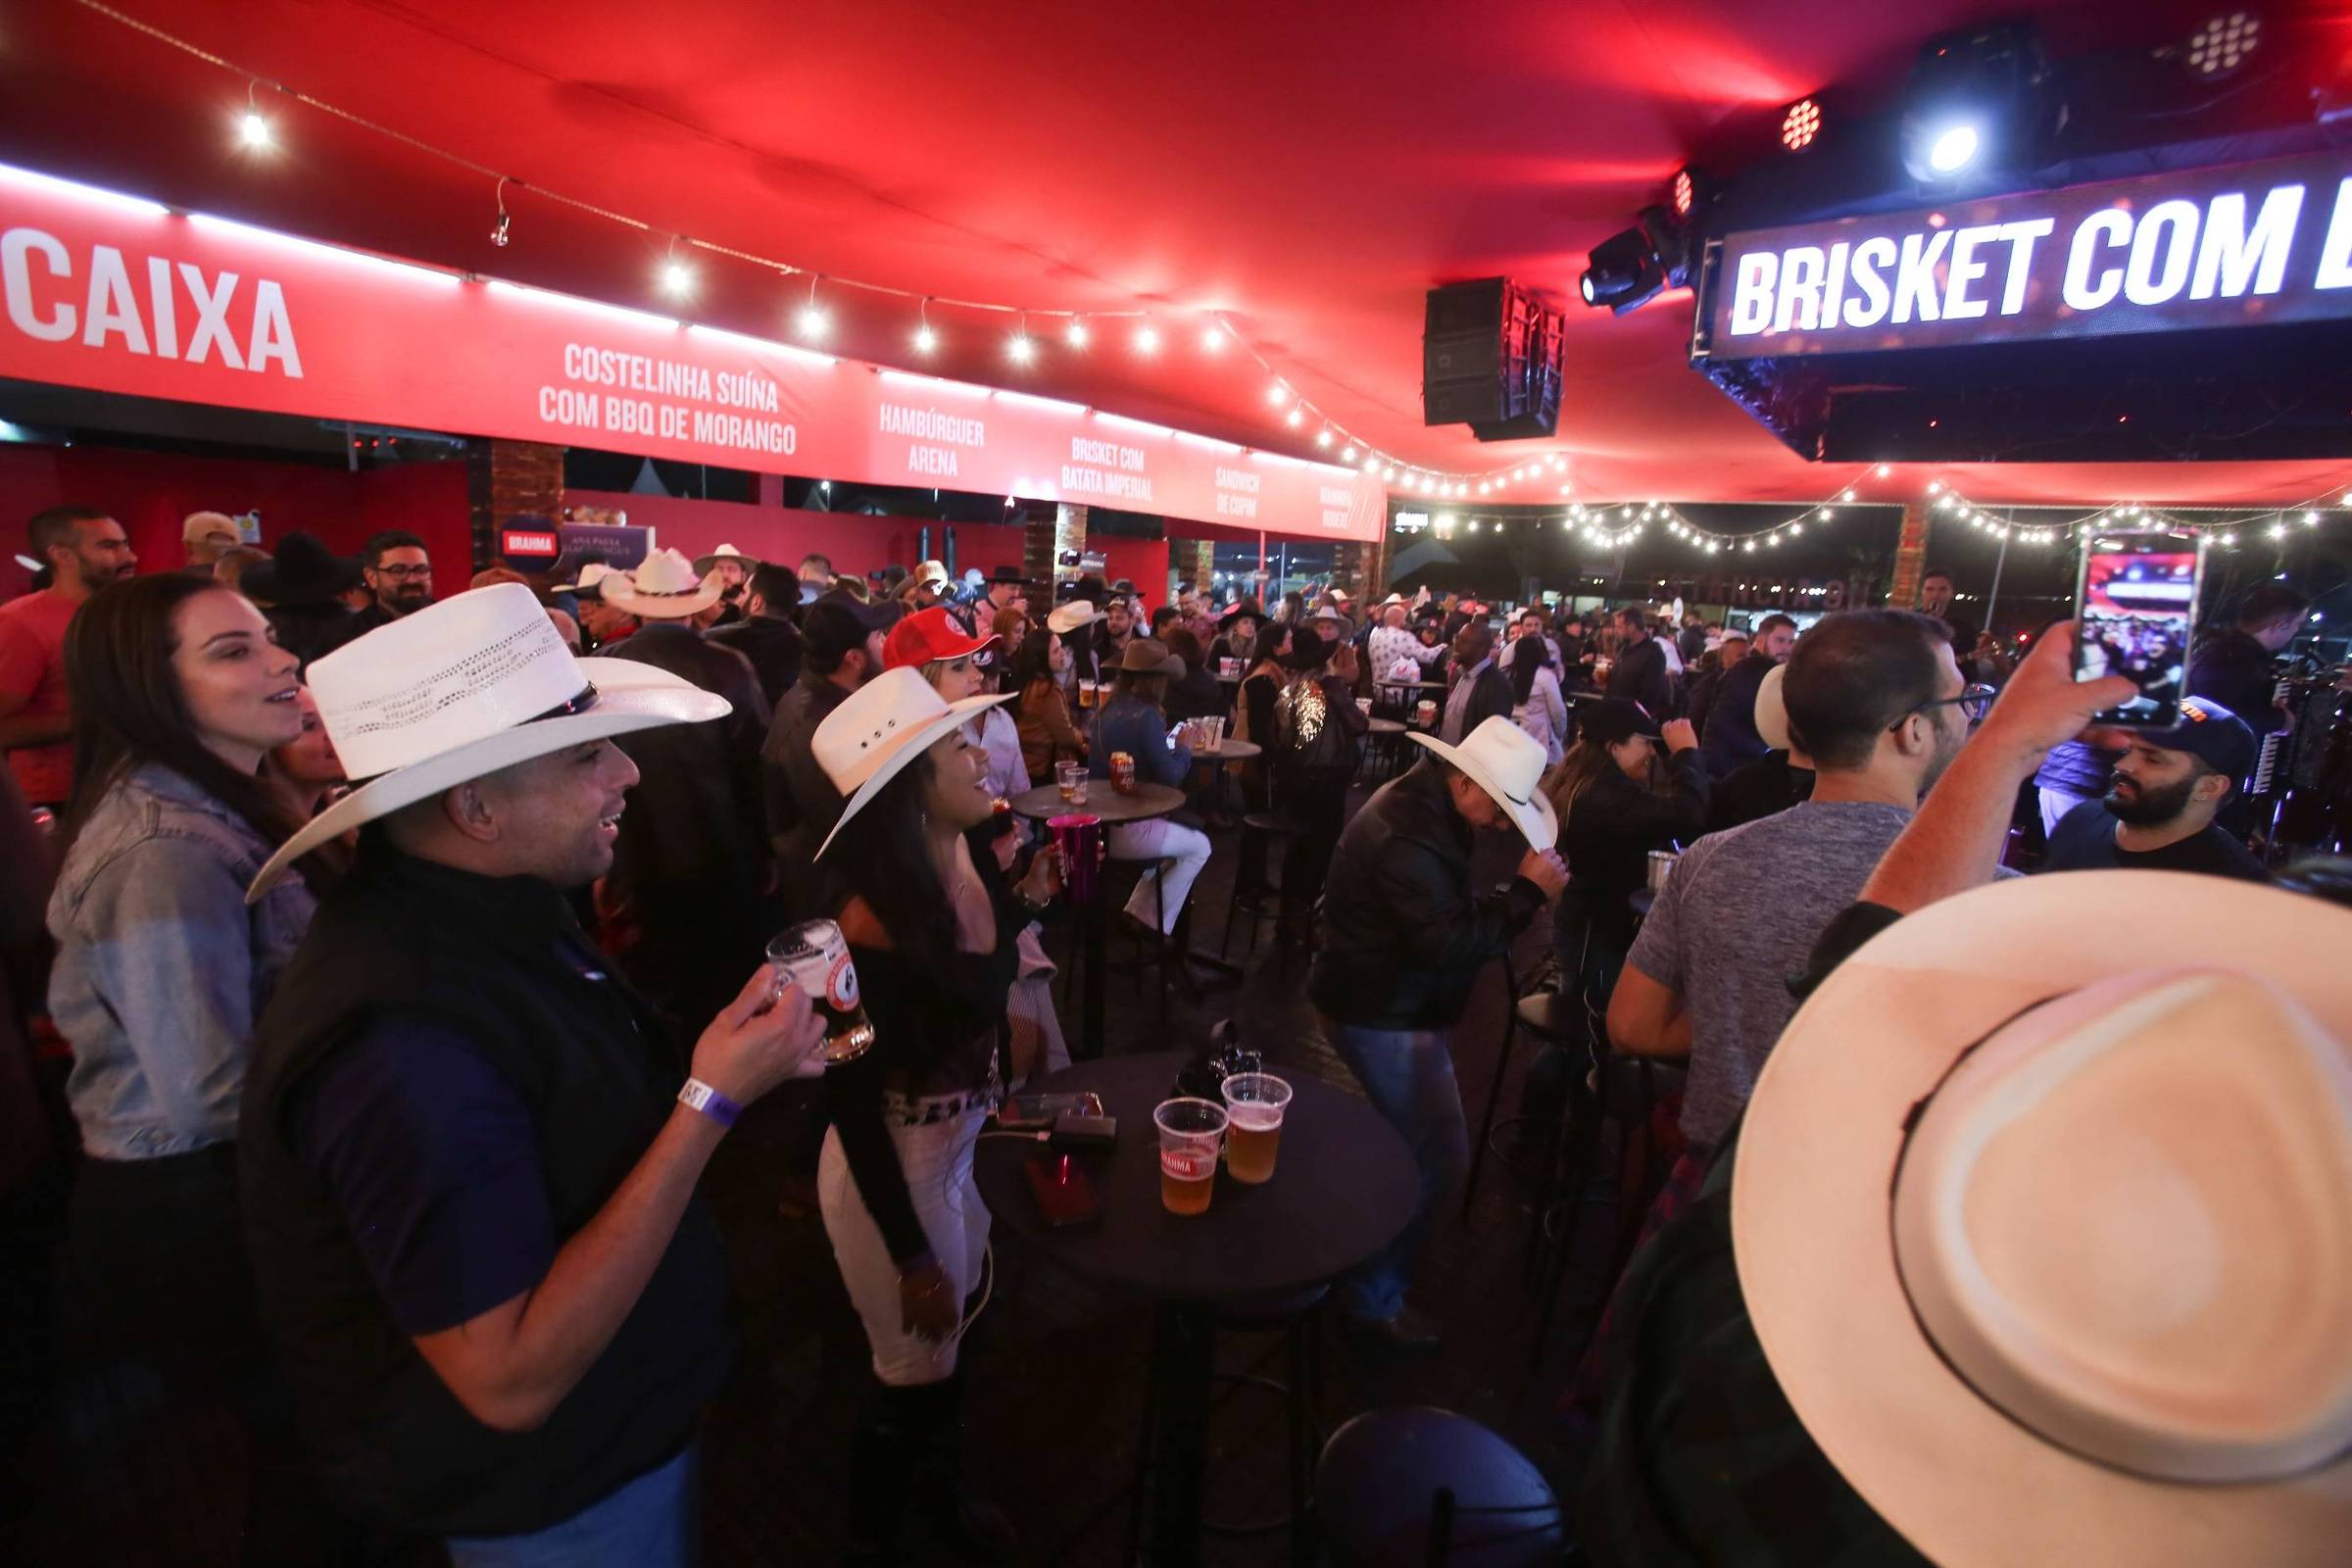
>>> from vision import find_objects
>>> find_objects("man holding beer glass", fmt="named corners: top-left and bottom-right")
top-left (807, 667), bottom-right (1064, 1563)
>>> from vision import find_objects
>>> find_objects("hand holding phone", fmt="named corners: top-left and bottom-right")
top-left (2074, 530), bottom-right (2202, 728)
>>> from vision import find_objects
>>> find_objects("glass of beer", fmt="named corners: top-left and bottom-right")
top-left (765, 919), bottom-right (876, 1064)
top-left (1055, 760), bottom-right (1085, 802)
top-left (1219, 1073), bottom-right (1292, 1185)
top-left (1154, 1098), bottom-right (1228, 1215)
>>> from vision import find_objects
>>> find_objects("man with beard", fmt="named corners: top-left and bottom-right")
top-left (1073, 594), bottom-right (1138, 682)
top-left (2040, 700), bottom-right (2265, 881)
top-left (309, 531), bottom-right (435, 659)
top-left (1611, 612), bottom-right (1974, 1173)
top-left (0, 506), bottom-right (136, 807)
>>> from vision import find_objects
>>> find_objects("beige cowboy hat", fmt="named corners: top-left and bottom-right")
top-left (811, 667), bottom-right (1012, 861)
top-left (245, 584), bottom-right (725, 900)
top-left (1755, 661), bottom-right (1793, 753)
top-left (1405, 714), bottom-right (1557, 851)
top-left (691, 541), bottom-right (760, 576)
top-left (1738, 871), bottom-right (2352, 1566)
top-left (548, 561), bottom-right (621, 598)
top-left (1047, 599), bottom-right (1104, 635)
top-left (598, 548), bottom-right (723, 619)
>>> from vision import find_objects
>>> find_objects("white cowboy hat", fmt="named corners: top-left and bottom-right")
top-left (691, 541), bottom-right (760, 576)
top-left (548, 561), bottom-right (620, 598)
top-left (1047, 600), bottom-right (1102, 634)
top-left (911, 560), bottom-right (952, 589)
top-left (1738, 871), bottom-right (2352, 1566)
top-left (244, 584), bottom-right (725, 901)
top-left (812, 667), bottom-right (1011, 861)
top-left (598, 548), bottom-right (723, 619)
top-left (1405, 714), bottom-right (1557, 851)
top-left (1755, 661), bottom-right (1793, 752)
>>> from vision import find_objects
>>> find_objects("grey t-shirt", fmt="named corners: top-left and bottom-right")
top-left (1627, 800), bottom-right (1913, 1150)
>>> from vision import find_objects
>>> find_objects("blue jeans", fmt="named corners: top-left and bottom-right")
top-left (1322, 1019), bottom-right (1468, 1321)
top-left (446, 1443), bottom-right (699, 1567)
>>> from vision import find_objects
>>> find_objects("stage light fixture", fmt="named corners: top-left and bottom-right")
top-left (1579, 223), bottom-right (1667, 315)
top-left (1900, 22), bottom-right (2060, 184)
top-left (1781, 98), bottom-right (1822, 153)
top-left (2183, 12), bottom-right (2261, 78)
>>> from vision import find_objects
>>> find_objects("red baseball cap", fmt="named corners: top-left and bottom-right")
top-left (882, 606), bottom-right (1000, 670)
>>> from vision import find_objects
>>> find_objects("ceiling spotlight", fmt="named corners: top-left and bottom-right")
top-left (1133, 323), bottom-right (1160, 355)
top-left (1781, 97), bottom-right (1823, 153)
top-left (1580, 223), bottom-right (1667, 314)
top-left (1900, 22), bottom-right (2059, 184)
top-left (2182, 12), bottom-right (2261, 79)
top-left (1064, 319), bottom-right (1089, 349)
top-left (660, 259), bottom-right (697, 299)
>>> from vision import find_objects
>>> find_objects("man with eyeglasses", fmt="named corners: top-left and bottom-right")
top-left (1609, 611), bottom-right (1973, 1190)
top-left (311, 530), bottom-right (435, 659)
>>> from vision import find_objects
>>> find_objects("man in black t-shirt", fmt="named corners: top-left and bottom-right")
top-left (2040, 699), bottom-right (2266, 882)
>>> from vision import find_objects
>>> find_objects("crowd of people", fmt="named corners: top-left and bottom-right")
top-left (0, 500), bottom-right (2342, 1565)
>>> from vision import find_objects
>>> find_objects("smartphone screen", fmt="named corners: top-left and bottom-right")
top-left (2075, 529), bottom-right (2201, 727)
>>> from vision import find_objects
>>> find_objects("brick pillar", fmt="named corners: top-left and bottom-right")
top-left (1021, 505), bottom-right (1079, 587)
top-left (1889, 500), bottom-right (1934, 610)
top-left (466, 439), bottom-right (564, 571)
top-left (1168, 538), bottom-right (1213, 600)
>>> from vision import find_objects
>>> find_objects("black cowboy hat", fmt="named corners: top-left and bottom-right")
top-left (1278, 626), bottom-right (1333, 671)
top-left (239, 532), bottom-right (365, 606)
top-left (988, 564), bottom-right (1028, 585)
top-left (1216, 598), bottom-right (1264, 630)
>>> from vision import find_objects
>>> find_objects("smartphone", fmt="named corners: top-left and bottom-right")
top-left (2074, 529), bottom-right (2202, 727)
top-left (1023, 1152), bottom-right (1101, 1228)
top-left (996, 1092), bottom-right (1104, 1131)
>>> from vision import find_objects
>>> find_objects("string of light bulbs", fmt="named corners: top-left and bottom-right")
top-left (1922, 473), bottom-right (2352, 550)
top-left (65, 0), bottom-right (1559, 486)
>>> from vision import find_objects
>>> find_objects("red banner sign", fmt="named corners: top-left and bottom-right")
top-left (0, 163), bottom-right (1386, 542)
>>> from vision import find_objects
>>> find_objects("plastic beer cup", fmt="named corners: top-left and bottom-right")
top-left (1155, 1098), bottom-right (1227, 1215)
top-left (1219, 1073), bottom-right (1292, 1184)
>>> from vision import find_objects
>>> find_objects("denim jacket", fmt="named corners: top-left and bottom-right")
top-left (47, 763), bottom-right (317, 1159)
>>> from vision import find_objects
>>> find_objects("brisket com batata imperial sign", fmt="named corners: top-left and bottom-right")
top-left (1697, 151), bottom-right (2352, 360)
top-left (0, 163), bottom-right (1384, 542)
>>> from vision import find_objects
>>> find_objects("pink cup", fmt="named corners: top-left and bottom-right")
top-left (1049, 812), bottom-right (1105, 906)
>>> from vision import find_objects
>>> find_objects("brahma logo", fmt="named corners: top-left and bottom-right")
top-left (1, 226), bottom-right (303, 376)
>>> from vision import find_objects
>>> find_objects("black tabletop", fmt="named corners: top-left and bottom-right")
top-left (1006, 780), bottom-right (1185, 825)
top-left (975, 1051), bottom-right (1417, 1303)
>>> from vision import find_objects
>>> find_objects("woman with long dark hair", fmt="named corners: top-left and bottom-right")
top-left (1508, 632), bottom-right (1568, 765)
top-left (811, 667), bottom-right (1060, 1563)
top-left (45, 572), bottom-right (341, 1551)
top-left (1010, 626), bottom-right (1086, 781)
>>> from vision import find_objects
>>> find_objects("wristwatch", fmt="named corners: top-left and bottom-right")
top-left (677, 1077), bottom-right (743, 1129)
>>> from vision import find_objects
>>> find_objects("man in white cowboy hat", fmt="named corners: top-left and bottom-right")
top-left (1580, 625), bottom-right (2352, 1566)
top-left (690, 541), bottom-right (759, 591)
top-left (1370, 597), bottom-right (1445, 684)
top-left (235, 585), bottom-right (826, 1560)
top-left (1310, 715), bottom-right (1568, 1351)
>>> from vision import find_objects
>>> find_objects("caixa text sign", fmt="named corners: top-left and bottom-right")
top-left (1696, 153), bottom-right (2352, 360)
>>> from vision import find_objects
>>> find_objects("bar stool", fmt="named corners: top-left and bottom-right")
top-left (1220, 812), bottom-right (1304, 961)
top-left (1312, 1406), bottom-right (1563, 1567)
top-left (1130, 1285), bottom-right (1328, 1566)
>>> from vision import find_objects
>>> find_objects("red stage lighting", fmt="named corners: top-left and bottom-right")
top-left (1782, 97), bottom-right (1822, 152)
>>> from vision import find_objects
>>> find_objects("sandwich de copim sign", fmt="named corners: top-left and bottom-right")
top-left (1697, 151), bottom-right (2352, 359)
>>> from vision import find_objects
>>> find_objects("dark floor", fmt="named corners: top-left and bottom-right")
top-left (13, 763), bottom-right (1630, 1566)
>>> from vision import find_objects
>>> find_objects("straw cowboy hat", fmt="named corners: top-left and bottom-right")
top-left (1754, 661), bottom-right (1793, 752)
top-left (691, 541), bottom-right (760, 576)
top-left (1046, 599), bottom-right (1102, 634)
top-left (811, 667), bottom-right (1012, 861)
top-left (597, 548), bottom-right (723, 619)
top-left (246, 584), bottom-right (725, 900)
top-left (1405, 714), bottom-right (1557, 851)
top-left (1737, 871), bottom-right (2352, 1566)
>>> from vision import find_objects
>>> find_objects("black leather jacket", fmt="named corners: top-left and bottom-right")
top-left (1308, 760), bottom-right (1545, 1030)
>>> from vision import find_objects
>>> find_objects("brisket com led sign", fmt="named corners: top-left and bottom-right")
top-left (1696, 152), bottom-right (2352, 360)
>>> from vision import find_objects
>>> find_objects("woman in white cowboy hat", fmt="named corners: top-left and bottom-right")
top-left (234, 585), bottom-right (826, 1561)
top-left (808, 666), bottom-right (1062, 1562)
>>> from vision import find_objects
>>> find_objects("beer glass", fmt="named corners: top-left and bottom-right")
top-left (1219, 1073), bottom-right (1292, 1184)
top-left (765, 919), bottom-right (875, 1063)
top-left (1154, 1098), bottom-right (1228, 1215)
top-left (1055, 760), bottom-right (1086, 803)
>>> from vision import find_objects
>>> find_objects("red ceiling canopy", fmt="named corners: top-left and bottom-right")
top-left (0, 0), bottom-right (2344, 507)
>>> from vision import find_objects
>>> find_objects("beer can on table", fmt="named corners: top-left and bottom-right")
top-left (765, 918), bottom-right (876, 1064)
top-left (1110, 751), bottom-right (1137, 794)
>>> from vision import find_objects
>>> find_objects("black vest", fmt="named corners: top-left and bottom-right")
top-left (238, 845), bottom-right (732, 1538)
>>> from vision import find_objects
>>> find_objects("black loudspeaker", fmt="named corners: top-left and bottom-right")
top-left (1422, 277), bottom-right (1563, 439)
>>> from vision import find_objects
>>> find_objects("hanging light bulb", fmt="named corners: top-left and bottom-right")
top-left (1285, 407), bottom-right (1303, 427)
top-left (794, 274), bottom-right (825, 337)
top-left (1201, 321), bottom-right (1227, 353)
top-left (1006, 317), bottom-right (1037, 365)
top-left (1267, 383), bottom-right (1291, 406)
top-left (489, 176), bottom-right (512, 247)
top-left (661, 253), bottom-right (698, 300)
top-left (1875, 463), bottom-right (1892, 476)
top-left (1341, 445), bottom-right (1357, 463)
top-left (1133, 322), bottom-right (1160, 355)
top-left (1064, 318), bottom-right (1089, 349)
top-left (911, 298), bottom-right (937, 355)
top-left (237, 82), bottom-right (274, 152)
top-left (1315, 428), bottom-right (1333, 449)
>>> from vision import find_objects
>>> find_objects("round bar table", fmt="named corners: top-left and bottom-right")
top-left (1009, 781), bottom-right (1185, 1057)
top-left (975, 1051), bottom-right (1417, 1567)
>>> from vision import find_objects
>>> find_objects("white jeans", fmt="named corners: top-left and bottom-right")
top-left (818, 1108), bottom-right (991, 1387)
top-left (2038, 785), bottom-right (2096, 836)
top-left (1109, 818), bottom-right (1213, 934)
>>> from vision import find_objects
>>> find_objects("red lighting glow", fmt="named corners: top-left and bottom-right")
top-left (1672, 169), bottom-right (1694, 218)
top-left (1782, 97), bottom-right (1822, 153)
